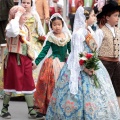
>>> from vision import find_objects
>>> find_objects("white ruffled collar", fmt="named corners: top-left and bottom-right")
top-left (48, 32), bottom-right (70, 46)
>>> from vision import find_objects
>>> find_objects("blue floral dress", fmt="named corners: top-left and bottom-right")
top-left (46, 42), bottom-right (120, 120)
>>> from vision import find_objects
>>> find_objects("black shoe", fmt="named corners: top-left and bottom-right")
top-left (28, 113), bottom-right (45, 120)
top-left (28, 106), bottom-right (45, 120)
top-left (0, 104), bottom-right (11, 119)
top-left (35, 113), bottom-right (45, 120)
top-left (0, 111), bottom-right (11, 119)
top-left (36, 112), bottom-right (46, 116)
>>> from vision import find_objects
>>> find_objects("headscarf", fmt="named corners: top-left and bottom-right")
top-left (48, 13), bottom-right (71, 37)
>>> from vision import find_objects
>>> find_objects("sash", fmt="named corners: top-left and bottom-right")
top-left (85, 32), bottom-right (97, 52)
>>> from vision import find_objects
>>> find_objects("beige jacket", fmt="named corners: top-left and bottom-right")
top-left (35, 0), bottom-right (50, 23)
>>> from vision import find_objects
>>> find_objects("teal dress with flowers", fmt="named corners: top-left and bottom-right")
top-left (46, 41), bottom-right (120, 120)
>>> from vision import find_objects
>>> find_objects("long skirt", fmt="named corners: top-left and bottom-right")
top-left (34, 57), bottom-right (64, 114)
top-left (46, 61), bottom-right (120, 120)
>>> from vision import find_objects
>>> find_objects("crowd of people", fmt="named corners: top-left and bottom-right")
top-left (0, 0), bottom-right (120, 120)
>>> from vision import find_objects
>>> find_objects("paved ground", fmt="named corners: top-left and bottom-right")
top-left (0, 99), bottom-right (44, 120)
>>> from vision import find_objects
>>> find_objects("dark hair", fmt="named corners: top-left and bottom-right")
top-left (21, 0), bottom-right (33, 6)
top-left (105, 10), bottom-right (119, 17)
top-left (50, 16), bottom-right (64, 28)
top-left (97, 16), bottom-right (106, 28)
top-left (84, 7), bottom-right (93, 20)
top-left (93, 6), bottom-right (99, 15)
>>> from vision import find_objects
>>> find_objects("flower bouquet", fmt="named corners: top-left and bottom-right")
top-left (79, 51), bottom-right (100, 88)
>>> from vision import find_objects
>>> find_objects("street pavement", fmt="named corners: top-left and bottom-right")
top-left (0, 99), bottom-right (43, 120)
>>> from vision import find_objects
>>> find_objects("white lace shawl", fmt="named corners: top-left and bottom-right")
top-left (67, 6), bottom-right (87, 95)
top-left (67, 28), bottom-right (87, 95)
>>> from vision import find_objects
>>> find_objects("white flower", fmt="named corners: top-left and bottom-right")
top-left (80, 56), bottom-right (88, 60)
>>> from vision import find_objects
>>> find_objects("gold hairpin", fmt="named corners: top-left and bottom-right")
top-left (84, 10), bottom-right (89, 14)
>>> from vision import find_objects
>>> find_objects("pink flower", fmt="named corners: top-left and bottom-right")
top-left (86, 53), bottom-right (93, 59)
top-left (79, 60), bottom-right (85, 65)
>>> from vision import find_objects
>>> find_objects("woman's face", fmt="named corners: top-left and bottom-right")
top-left (21, 0), bottom-right (31, 12)
top-left (87, 10), bottom-right (96, 26)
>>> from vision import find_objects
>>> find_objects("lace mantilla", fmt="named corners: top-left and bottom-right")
top-left (67, 6), bottom-right (87, 95)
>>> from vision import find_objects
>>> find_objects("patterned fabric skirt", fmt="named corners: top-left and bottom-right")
top-left (4, 53), bottom-right (35, 94)
top-left (34, 57), bottom-right (64, 114)
top-left (46, 61), bottom-right (120, 120)
top-left (101, 60), bottom-right (120, 96)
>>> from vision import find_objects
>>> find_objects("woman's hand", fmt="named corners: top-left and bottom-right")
top-left (83, 68), bottom-right (95, 76)
top-left (45, 17), bottom-right (50, 24)
top-left (32, 63), bottom-right (37, 70)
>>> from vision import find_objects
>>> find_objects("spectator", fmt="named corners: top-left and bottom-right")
top-left (14, 0), bottom-right (19, 5)
top-left (0, 0), bottom-right (14, 64)
top-left (35, 0), bottom-right (50, 25)
top-left (67, 0), bottom-right (84, 31)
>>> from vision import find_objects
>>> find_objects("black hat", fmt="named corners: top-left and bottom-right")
top-left (97, 1), bottom-right (120, 19)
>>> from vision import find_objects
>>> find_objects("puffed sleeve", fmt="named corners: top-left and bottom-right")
top-left (6, 17), bottom-right (20, 38)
